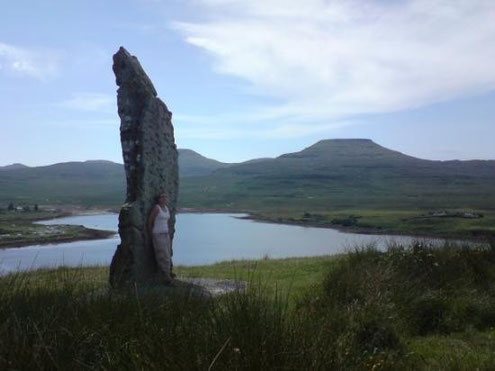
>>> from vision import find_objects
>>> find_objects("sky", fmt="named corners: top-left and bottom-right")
top-left (1, 0), bottom-right (494, 166)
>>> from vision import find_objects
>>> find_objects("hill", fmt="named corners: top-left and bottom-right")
top-left (179, 139), bottom-right (495, 211)
top-left (1, 139), bottom-right (494, 211)
top-left (220, 139), bottom-right (494, 178)
top-left (220, 139), bottom-right (420, 176)
top-left (0, 163), bottom-right (29, 171)
top-left (0, 160), bottom-right (126, 206)
top-left (0, 149), bottom-right (229, 205)
top-left (178, 149), bottom-right (231, 177)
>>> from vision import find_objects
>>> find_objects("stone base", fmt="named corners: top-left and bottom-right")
top-left (92, 278), bottom-right (247, 300)
top-left (179, 278), bottom-right (247, 297)
top-left (136, 278), bottom-right (247, 298)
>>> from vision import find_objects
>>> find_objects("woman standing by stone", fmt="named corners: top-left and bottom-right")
top-left (148, 192), bottom-right (174, 285)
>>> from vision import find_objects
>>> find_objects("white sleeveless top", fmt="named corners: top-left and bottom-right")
top-left (152, 205), bottom-right (170, 234)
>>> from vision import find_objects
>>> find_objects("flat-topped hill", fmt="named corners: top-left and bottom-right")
top-left (218, 139), bottom-right (494, 177)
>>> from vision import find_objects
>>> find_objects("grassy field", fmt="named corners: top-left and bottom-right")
top-left (179, 174), bottom-right (495, 213)
top-left (1, 241), bottom-right (495, 370)
top-left (0, 209), bottom-right (114, 248)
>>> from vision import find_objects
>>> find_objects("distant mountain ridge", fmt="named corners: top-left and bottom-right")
top-left (0, 149), bottom-right (230, 178)
top-left (1, 139), bottom-right (494, 209)
top-left (179, 139), bottom-right (495, 211)
top-left (0, 148), bottom-right (231, 205)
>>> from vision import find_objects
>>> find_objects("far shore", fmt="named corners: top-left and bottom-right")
top-left (0, 207), bottom-right (117, 249)
top-left (238, 214), bottom-right (490, 244)
top-left (0, 229), bottom-right (116, 249)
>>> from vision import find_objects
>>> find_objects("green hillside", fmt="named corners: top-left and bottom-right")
top-left (0, 160), bottom-right (126, 206)
top-left (179, 139), bottom-right (495, 211)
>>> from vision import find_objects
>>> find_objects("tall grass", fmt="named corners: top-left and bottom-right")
top-left (1, 241), bottom-right (495, 370)
top-left (299, 240), bottom-right (495, 369)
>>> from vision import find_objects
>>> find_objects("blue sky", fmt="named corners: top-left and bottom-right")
top-left (1, 0), bottom-right (494, 166)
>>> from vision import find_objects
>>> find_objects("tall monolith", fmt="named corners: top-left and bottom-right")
top-left (109, 47), bottom-right (178, 287)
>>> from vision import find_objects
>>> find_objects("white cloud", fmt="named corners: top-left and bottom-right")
top-left (59, 93), bottom-right (115, 112)
top-left (174, 0), bottom-right (495, 119)
top-left (0, 42), bottom-right (59, 81)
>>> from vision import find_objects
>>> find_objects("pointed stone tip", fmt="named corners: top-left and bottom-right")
top-left (112, 47), bottom-right (158, 97)
top-left (114, 46), bottom-right (131, 59)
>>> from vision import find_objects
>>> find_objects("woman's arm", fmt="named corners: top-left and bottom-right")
top-left (148, 205), bottom-right (159, 234)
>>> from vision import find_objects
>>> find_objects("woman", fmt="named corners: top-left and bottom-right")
top-left (148, 192), bottom-right (174, 284)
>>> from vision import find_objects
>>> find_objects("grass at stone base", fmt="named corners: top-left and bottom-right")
top-left (2, 242), bottom-right (495, 370)
top-left (8, 255), bottom-right (339, 305)
top-left (177, 256), bottom-right (343, 301)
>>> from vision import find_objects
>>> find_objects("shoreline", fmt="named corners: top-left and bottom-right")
top-left (1, 207), bottom-right (491, 249)
top-left (59, 207), bottom-right (495, 244)
top-left (0, 206), bottom-right (117, 249)
top-left (0, 228), bottom-right (116, 249)
top-left (177, 207), bottom-right (247, 214)
top-left (238, 214), bottom-right (493, 244)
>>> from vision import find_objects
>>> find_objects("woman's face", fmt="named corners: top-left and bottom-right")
top-left (158, 194), bottom-right (168, 204)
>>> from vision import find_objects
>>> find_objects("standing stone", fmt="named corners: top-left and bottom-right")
top-left (109, 47), bottom-right (178, 287)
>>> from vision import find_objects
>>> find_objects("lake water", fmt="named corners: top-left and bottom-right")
top-left (0, 213), bottom-right (416, 275)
